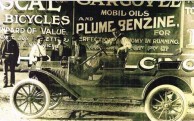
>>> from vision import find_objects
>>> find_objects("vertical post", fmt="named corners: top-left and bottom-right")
top-left (66, 57), bottom-right (70, 82)
top-left (72, 1), bottom-right (75, 35)
top-left (70, 1), bottom-right (75, 48)
top-left (180, 1), bottom-right (185, 48)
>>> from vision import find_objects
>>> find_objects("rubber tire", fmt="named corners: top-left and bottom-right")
top-left (145, 84), bottom-right (188, 121)
top-left (31, 75), bottom-right (62, 110)
top-left (10, 78), bottom-right (50, 119)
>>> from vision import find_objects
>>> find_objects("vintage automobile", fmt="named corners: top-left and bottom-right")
top-left (10, 46), bottom-right (194, 121)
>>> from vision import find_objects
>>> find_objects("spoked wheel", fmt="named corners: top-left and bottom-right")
top-left (145, 85), bottom-right (188, 121)
top-left (10, 79), bottom-right (50, 118)
top-left (49, 92), bottom-right (63, 110)
top-left (30, 76), bottom-right (63, 110)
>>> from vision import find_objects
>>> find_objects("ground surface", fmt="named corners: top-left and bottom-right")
top-left (0, 72), bottom-right (194, 121)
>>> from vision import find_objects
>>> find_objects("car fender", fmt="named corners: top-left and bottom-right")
top-left (29, 69), bottom-right (79, 99)
top-left (142, 75), bottom-right (192, 100)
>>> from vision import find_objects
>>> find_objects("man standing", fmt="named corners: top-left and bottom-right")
top-left (87, 23), bottom-right (132, 76)
top-left (30, 34), bottom-right (49, 63)
top-left (51, 34), bottom-right (71, 61)
top-left (70, 33), bottom-right (87, 78)
top-left (1, 31), bottom-right (19, 88)
top-left (72, 33), bottom-right (87, 63)
top-left (103, 23), bottom-right (132, 62)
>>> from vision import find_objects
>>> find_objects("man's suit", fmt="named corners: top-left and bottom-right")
top-left (1, 39), bottom-right (19, 86)
top-left (51, 45), bottom-right (72, 61)
top-left (72, 43), bottom-right (87, 62)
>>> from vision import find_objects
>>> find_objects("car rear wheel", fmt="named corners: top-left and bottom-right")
top-left (31, 75), bottom-right (63, 110)
top-left (10, 78), bottom-right (50, 118)
top-left (145, 84), bottom-right (188, 121)
top-left (49, 92), bottom-right (63, 110)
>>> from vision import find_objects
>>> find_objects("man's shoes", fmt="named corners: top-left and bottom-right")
top-left (9, 84), bottom-right (14, 87)
top-left (3, 84), bottom-right (7, 88)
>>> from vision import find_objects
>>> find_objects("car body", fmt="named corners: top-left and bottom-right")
top-left (10, 48), bottom-right (194, 121)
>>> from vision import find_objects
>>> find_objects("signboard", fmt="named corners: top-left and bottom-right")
top-left (74, 1), bottom-right (182, 53)
top-left (0, 1), bottom-right (73, 68)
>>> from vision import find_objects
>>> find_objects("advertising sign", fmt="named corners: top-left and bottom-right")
top-left (0, 1), bottom-right (73, 68)
top-left (75, 1), bottom-right (182, 53)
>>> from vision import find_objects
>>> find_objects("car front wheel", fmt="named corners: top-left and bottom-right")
top-left (145, 84), bottom-right (188, 121)
top-left (10, 78), bottom-right (50, 118)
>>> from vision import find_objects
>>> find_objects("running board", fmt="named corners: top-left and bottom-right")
top-left (62, 100), bottom-right (144, 113)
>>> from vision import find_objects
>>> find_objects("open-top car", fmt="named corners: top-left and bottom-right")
top-left (10, 47), bottom-right (194, 121)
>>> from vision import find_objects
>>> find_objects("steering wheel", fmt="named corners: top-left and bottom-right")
top-left (102, 49), bottom-right (107, 55)
top-left (80, 41), bottom-right (107, 66)
top-left (96, 40), bottom-right (107, 55)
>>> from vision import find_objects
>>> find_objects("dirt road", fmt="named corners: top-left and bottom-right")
top-left (0, 97), bottom-right (149, 121)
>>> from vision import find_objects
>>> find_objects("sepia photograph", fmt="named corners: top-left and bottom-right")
top-left (0, 0), bottom-right (194, 121)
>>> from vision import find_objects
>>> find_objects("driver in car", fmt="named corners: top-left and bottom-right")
top-left (87, 23), bottom-right (132, 76)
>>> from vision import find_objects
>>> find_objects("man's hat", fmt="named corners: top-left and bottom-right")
top-left (110, 23), bottom-right (121, 30)
top-left (72, 33), bottom-right (80, 41)
top-left (36, 35), bottom-right (45, 40)
top-left (4, 30), bottom-right (13, 35)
